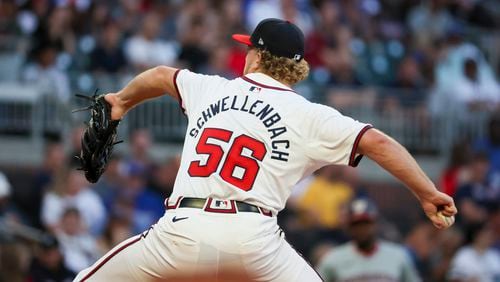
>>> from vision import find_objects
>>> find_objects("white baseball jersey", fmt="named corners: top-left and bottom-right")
top-left (317, 241), bottom-right (421, 282)
top-left (76, 71), bottom-right (372, 282)
top-left (169, 70), bottom-right (371, 214)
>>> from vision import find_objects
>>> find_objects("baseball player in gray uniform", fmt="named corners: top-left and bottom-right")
top-left (317, 198), bottom-right (421, 282)
top-left (75, 18), bottom-right (457, 281)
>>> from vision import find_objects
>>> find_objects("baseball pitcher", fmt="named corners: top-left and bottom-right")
top-left (75, 18), bottom-right (457, 281)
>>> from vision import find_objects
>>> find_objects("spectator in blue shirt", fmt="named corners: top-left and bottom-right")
top-left (455, 152), bottom-right (500, 228)
top-left (474, 113), bottom-right (500, 173)
top-left (112, 163), bottom-right (164, 234)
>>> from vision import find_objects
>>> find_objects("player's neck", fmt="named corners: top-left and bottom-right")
top-left (248, 71), bottom-right (292, 88)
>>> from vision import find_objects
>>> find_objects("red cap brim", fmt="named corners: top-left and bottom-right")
top-left (232, 34), bottom-right (252, 46)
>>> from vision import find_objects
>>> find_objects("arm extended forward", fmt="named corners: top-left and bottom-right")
top-left (105, 66), bottom-right (179, 120)
top-left (357, 128), bottom-right (457, 229)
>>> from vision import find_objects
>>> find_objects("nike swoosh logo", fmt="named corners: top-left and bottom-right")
top-left (172, 216), bottom-right (189, 223)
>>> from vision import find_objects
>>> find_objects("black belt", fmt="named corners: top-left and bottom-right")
top-left (165, 197), bottom-right (273, 217)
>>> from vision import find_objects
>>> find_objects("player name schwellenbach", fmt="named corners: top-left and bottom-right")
top-left (188, 95), bottom-right (290, 162)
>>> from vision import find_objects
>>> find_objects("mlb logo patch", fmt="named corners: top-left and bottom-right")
top-left (249, 86), bottom-right (262, 93)
top-left (215, 200), bottom-right (229, 208)
top-left (205, 199), bottom-right (236, 212)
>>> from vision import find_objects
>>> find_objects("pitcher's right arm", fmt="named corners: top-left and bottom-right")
top-left (356, 128), bottom-right (457, 229)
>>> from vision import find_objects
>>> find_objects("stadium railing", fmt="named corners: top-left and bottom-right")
top-left (0, 81), bottom-right (491, 162)
top-left (0, 83), bottom-right (69, 143)
top-left (321, 86), bottom-right (490, 154)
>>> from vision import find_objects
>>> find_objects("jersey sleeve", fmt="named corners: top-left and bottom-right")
top-left (173, 69), bottom-right (228, 116)
top-left (304, 103), bottom-right (372, 167)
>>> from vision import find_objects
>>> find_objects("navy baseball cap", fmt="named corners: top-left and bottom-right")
top-left (232, 18), bottom-right (305, 62)
top-left (348, 198), bottom-right (378, 223)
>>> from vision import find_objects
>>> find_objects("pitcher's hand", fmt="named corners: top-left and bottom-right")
top-left (104, 93), bottom-right (126, 121)
top-left (420, 191), bottom-right (457, 229)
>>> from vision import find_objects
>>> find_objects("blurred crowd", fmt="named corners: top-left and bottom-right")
top-left (0, 0), bottom-right (499, 281)
top-left (0, 0), bottom-right (498, 111)
top-left (0, 114), bottom-right (498, 281)
top-left (0, 127), bottom-right (180, 281)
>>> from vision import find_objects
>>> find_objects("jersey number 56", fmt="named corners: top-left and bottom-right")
top-left (188, 128), bottom-right (267, 191)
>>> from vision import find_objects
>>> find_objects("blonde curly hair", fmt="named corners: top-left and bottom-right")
top-left (257, 49), bottom-right (310, 85)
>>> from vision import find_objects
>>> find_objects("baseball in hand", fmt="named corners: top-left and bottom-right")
top-left (437, 211), bottom-right (455, 228)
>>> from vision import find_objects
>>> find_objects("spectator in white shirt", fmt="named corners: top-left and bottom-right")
top-left (56, 208), bottom-right (100, 273)
top-left (41, 164), bottom-right (107, 236)
top-left (125, 12), bottom-right (178, 71)
top-left (22, 44), bottom-right (71, 103)
top-left (448, 222), bottom-right (500, 282)
top-left (452, 58), bottom-right (500, 112)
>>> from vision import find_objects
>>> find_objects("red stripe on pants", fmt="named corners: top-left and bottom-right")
top-left (79, 236), bottom-right (141, 281)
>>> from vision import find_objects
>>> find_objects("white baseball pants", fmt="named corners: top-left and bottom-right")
top-left (74, 208), bottom-right (323, 281)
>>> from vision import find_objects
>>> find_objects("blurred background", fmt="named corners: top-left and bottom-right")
top-left (0, 0), bottom-right (499, 281)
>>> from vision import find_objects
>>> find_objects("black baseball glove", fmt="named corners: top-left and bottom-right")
top-left (73, 90), bottom-right (122, 183)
